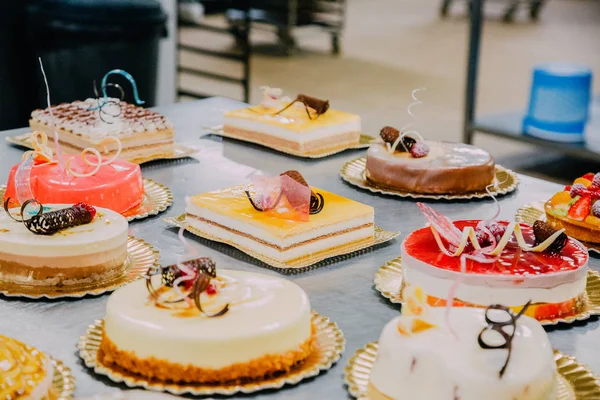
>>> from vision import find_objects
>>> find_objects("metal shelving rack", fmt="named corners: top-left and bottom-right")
top-left (463, 0), bottom-right (600, 162)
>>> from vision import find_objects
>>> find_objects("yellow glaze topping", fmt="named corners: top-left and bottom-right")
top-left (224, 105), bottom-right (360, 133)
top-left (189, 185), bottom-right (373, 238)
top-left (0, 336), bottom-right (49, 399)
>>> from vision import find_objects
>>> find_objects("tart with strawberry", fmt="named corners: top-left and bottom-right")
top-left (546, 172), bottom-right (600, 245)
top-left (400, 204), bottom-right (589, 321)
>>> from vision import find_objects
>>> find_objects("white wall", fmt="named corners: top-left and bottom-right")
top-left (156, 0), bottom-right (177, 105)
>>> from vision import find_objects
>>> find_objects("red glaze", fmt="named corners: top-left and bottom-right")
top-left (4, 155), bottom-right (144, 214)
top-left (206, 284), bottom-right (217, 295)
top-left (404, 220), bottom-right (588, 275)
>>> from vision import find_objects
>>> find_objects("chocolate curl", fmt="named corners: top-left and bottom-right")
top-left (4, 200), bottom-right (96, 235)
top-left (533, 220), bottom-right (568, 254)
top-left (478, 301), bottom-right (532, 378)
top-left (274, 94), bottom-right (330, 120)
top-left (280, 170), bottom-right (325, 215)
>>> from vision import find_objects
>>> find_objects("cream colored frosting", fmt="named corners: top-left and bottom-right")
top-left (370, 308), bottom-right (557, 400)
top-left (103, 269), bottom-right (312, 369)
top-left (0, 205), bottom-right (128, 257)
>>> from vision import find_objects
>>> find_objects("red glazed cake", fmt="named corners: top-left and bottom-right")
top-left (401, 204), bottom-right (589, 321)
top-left (3, 132), bottom-right (144, 214)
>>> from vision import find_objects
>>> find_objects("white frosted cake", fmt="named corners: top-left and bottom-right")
top-left (223, 88), bottom-right (361, 155)
top-left (0, 335), bottom-right (54, 400)
top-left (99, 267), bottom-right (314, 383)
top-left (185, 182), bottom-right (374, 263)
top-left (30, 99), bottom-right (174, 162)
top-left (0, 204), bottom-right (128, 287)
top-left (370, 302), bottom-right (557, 400)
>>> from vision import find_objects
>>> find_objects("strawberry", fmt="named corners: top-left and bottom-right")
top-left (583, 172), bottom-right (596, 181)
top-left (593, 201), bottom-right (600, 218)
top-left (568, 196), bottom-right (592, 221)
top-left (565, 185), bottom-right (572, 192)
top-left (410, 142), bottom-right (430, 158)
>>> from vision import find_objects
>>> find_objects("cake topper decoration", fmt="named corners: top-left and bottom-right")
top-left (3, 200), bottom-right (96, 235)
top-left (478, 301), bottom-right (532, 378)
top-left (145, 225), bottom-right (229, 318)
top-left (380, 88), bottom-right (430, 158)
top-left (245, 170), bottom-right (324, 221)
top-left (89, 69), bottom-right (145, 124)
top-left (259, 86), bottom-right (291, 109)
top-left (274, 94), bottom-right (330, 120)
top-left (65, 136), bottom-right (123, 178)
top-left (38, 57), bottom-right (66, 171)
top-left (396, 286), bottom-right (437, 336)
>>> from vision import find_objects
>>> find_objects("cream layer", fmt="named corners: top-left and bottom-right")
top-left (186, 214), bottom-right (374, 262)
top-left (103, 270), bottom-right (312, 369)
top-left (0, 205), bottom-right (128, 257)
top-left (223, 116), bottom-right (361, 142)
top-left (186, 204), bottom-right (374, 246)
top-left (401, 243), bottom-right (588, 305)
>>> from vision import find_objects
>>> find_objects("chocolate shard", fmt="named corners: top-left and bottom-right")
top-left (379, 126), bottom-right (416, 152)
top-left (533, 220), bottom-right (568, 254)
top-left (279, 170), bottom-right (325, 214)
top-left (280, 170), bottom-right (309, 188)
top-left (296, 94), bottom-right (330, 116)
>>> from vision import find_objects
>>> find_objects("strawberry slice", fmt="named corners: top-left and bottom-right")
top-left (568, 196), bottom-right (592, 221)
top-left (583, 173), bottom-right (595, 181)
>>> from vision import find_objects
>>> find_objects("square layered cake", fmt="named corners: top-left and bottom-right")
top-left (223, 103), bottom-right (361, 155)
top-left (30, 99), bottom-right (175, 162)
top-left (186, 185), bottom-right (374, 262)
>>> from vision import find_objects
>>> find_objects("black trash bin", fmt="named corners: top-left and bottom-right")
top-left (26, 0), bottom-right (167, 110)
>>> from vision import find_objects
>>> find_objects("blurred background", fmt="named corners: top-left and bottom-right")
top-left (1, 0), bottom-right (599, 183)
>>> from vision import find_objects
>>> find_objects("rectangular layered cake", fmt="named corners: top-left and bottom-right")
top-left (30, 98), bottom-right (174, 162)
top-left (186, 185), bottom-right (374, 262)
top-left (223, 104), bottom-right (361, 155)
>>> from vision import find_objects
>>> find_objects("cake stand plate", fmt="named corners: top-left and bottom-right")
top-left (340, 157), bottom-right (519, 200)
top-left (0, 179), bottom-right (172, 222)
top-left (516, 201), bottom-right (600, 254)
top-left (78, 312), bottom-right (345, 396)
top-left (0, 236), bottom-right (159, 299)
top-left (51, 357), bottom-right (76, 400)
top-left (5, 133), bottom-right (197, 165)
top-left (205, 125), bottom-right (374, 158)
top-left (164, 214), bottom-right (400, 274)
top-left (373, 257), bottom-right (600, 326)
top-left (344, 342), bottom-right (600, 400)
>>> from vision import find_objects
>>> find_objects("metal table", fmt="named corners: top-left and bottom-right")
top-left (1, 97), bottom-right (598, 399)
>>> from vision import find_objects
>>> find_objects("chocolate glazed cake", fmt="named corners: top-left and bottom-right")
top-left (365, 141), bottom-right (495, 194)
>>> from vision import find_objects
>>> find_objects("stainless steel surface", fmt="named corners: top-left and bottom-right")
top-left (1, 97), bottom-right (599, 399)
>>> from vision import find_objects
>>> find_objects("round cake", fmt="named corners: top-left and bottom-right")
top-left (0, 204), bottom-right (128, 287)
top-left (0, 335), bottom-right (54, 400)
top-left (369, 307), bottom-right (557, 400)
top-left (402, 219), bottom-right (589, 320)
top-left (4, 154), bottom-right (144, 214)
top-left (99, 268), bottom-right (314, 383)
top-left (365, 141), bottom-right (495, 194)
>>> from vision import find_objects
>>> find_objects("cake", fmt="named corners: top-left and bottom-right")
top-left (223, 87), bottom-right (361, 155)
top-left (98, 258), bottom-right (314, 383)
top-left (29, 98), bottom-right (174, 162)
top-left (365, 126), bottom-right (495, 194)
top-left (545, 172), bottom-right (600, 245)
top-left (400, 203), bottom-right (589, 321)
top-left (185, 170), bottom-right (374, 263)
top-left (3, 131), bottom-right (144, 214)
top-left (369, 287), bottom-right (557, 400)
top-left (0, 335), bottom-right (54, 399)
top-left (0, 202), bottom-right (128, 287)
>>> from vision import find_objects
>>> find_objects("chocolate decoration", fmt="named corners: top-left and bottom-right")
top-left (533, 220), bottom-right (568, 254)
top-left (274, 94), bottom-right (330, 120)
top-left (145, 257), bottom-right (229, 318)
top-left (379, 126), bottom-right (416, 152)
top-left (3, 199), bottom-right (95, 235)
top-left (477, 301), bottom-right (531, 378)
top-left (245, 171), bottom-right (325, 215)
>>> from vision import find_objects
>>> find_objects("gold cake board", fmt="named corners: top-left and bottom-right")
top-left (164, 213), bottom-right (400, 273)
top-left (344, 342), bottom-right (600, 400)
top-left (51, 357), bottom-right (76, 400)
top-left (373, 257), bottom-right (600, 326)
top-left (78, 312), bottom-right (345, 396)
